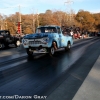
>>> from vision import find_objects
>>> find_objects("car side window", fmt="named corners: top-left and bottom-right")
top-left (6, 32), bottom-right (10, 35)
top-left (37, 29), bottom-right (41, 33)
top-left (0, 32), bottom-right (5, 35)
top-left (57, 27), bottom-right (61, 34)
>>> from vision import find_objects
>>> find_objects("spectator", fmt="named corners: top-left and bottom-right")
top-left (70, 30), bottom-right (73, 38)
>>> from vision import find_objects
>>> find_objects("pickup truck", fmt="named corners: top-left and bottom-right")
top-left (22, 25), bottom-right (73, 56)
top-left (0, 30), bottom-right (20, 49)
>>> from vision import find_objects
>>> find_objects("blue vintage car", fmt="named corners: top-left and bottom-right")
top-left (22, 25), bottom-right (73, 56)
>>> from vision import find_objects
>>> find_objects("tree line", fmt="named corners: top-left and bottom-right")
top-left (0, 9), bottom-right (100, 35)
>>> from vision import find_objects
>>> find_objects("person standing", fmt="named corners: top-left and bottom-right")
top-left (70, 30), bottom-right (73, 38)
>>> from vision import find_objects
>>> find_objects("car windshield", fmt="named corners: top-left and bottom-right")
top-left (36, 27), bottom-right (57, 33)
top-left (0, 30), bottom-right (10, 35)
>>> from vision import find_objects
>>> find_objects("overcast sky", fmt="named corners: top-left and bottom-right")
top-left (0, 0), bottom-right (100, 15)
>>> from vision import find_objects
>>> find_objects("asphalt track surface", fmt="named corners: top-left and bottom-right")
top-left (0, 37), bottom-right (100, 100)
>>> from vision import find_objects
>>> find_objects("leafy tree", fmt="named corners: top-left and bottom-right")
top-left (93, 13), bottom-right (100, 31)
top-left (1, 9), bottom-right (100, 35)
top-left (75, 10), bottom-right (95, 31)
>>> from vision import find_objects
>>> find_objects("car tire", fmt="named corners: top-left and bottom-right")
top-left (0, 43), bottom-right (4, 49)
top-left (26, 48), bottom-right (33, 56)
top-left (48, 46), bottom-right (55, 56)
top-left (4, 43), bottom-right (9, 48)
top-left (65, 43), bottom-right (71, 51)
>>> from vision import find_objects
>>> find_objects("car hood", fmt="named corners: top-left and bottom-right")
top-left (24, 33), bottom-right (54, 39)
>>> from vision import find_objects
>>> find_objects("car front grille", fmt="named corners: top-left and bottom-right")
top-left (29, 41), bottom-right (42, 44)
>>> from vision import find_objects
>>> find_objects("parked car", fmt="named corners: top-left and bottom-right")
top-left (97, 32), bottom-right (100, 36)
top-left (22, 25), bottom-right (73, 56)
top-left (0, 30), bottom-right (20, 49)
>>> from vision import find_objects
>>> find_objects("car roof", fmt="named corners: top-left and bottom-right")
top-left (37, 25), bottom-right (60, 28)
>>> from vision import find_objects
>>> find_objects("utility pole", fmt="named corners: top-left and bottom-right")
top-left (18, 5), bottom-right (22, 35)
top-left (0, 6), bottom-right (22, 33)
top-left (64, 0), bottom-right (73, 26)
top-left (0, 14), bottom-right (7, 30)
top-left (5, 20), bottom-right (8, 30)
top-left (37, 10), bottom-right (39, 27)
top-left (31, 8), bottom-right (37, 33)
top-left (32, 14), bottom-right (35, 33)
top-left (0, 15), bottom-right (2, 30)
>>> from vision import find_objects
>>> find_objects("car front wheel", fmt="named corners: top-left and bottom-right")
top-left (0, 43), bottom-right (4, 49)
top-left (26, 48), bottom-right (33, 56)
top-left (48, 46), bottom-right (55, 56)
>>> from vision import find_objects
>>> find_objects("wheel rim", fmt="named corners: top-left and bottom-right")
top-left (27, 49), bottom-right (33, 55)
top-left (0, 43), bottom-right (3, 49)
top-left (51, 47), bottom-right (55, 55)
top-left (68, 44), bottom-right (71, 49)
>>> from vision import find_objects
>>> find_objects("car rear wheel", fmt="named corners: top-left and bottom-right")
top-left (65, 43), bottom-right (71, 51)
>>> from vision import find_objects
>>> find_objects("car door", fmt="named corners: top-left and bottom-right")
top-left (57, 27), bottom-right (67, 47)
top-left (56, 27), bottom-right (62, 47)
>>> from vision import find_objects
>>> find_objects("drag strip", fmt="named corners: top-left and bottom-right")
top-left (0, 37), bottom-right (100, 99)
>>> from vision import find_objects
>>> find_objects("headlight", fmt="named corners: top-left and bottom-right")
top-left (43, 37), bottom-right (49, 42)
top-left (22, 39), bottom-right (28, 44)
